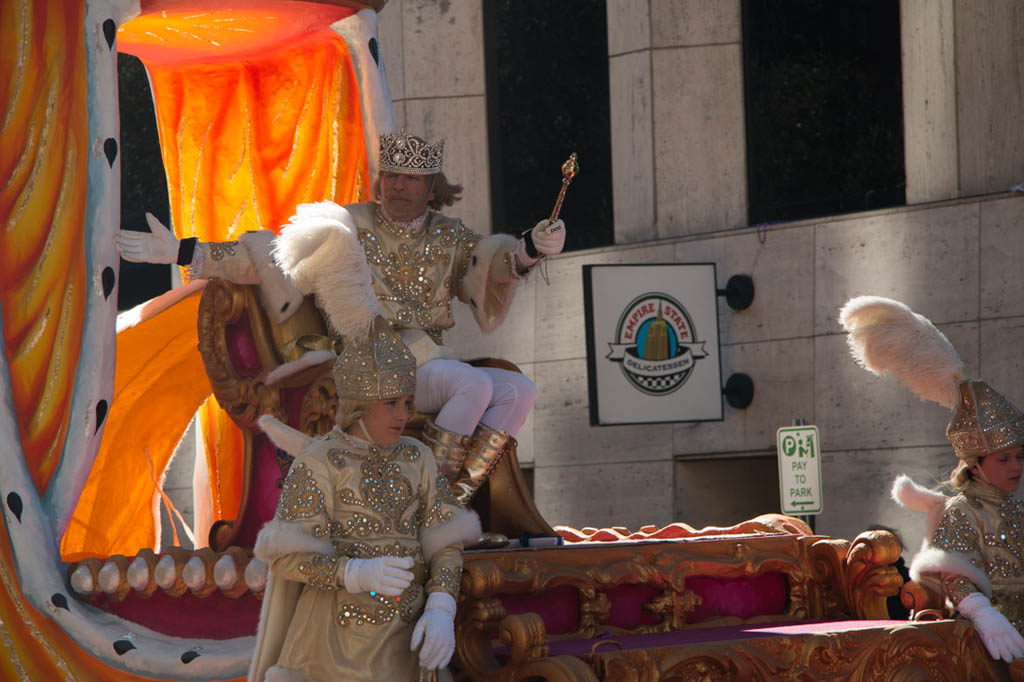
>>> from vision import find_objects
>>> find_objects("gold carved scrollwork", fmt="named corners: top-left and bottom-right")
top-left (584, 620), bottom-right (1000, 682)
top-left (578, 588), bottom-right (610, 638)
top-left (498, 613), bottom-right (549, 671)
top-left (197, 279), bottom-right (285, 427)
top-left (645, 588), bottom-right (702, 631)
top-left (808, 530), bottom-right (903, 620)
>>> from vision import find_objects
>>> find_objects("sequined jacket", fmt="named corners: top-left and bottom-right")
top-left (911, 481), bottom-right (1024, 632)
top-left (193, 201), bottom-right (525, 364)
top-left (248, 431), bottom-right (479, 681)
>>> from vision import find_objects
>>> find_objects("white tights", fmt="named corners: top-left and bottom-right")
top-left (415, 359), bottom-right (536, 437)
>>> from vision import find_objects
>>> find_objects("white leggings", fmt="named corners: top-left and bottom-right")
top-left (415, 359), bottom-right (536, 437)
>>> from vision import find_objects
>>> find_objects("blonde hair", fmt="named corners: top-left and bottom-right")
top-left (335, 398), bottom-right (374, 430)
top-left (946, 458), bottom-right (980, 490)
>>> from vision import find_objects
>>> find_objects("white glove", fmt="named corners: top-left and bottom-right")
top-left (343, 556), bottom-right (414, 596)
top-left (530, 218), bottom-right (565, 256)
top-left (115, 213), bottom-right (180, 264)
top-left (959, 592), bottom-right (1024, 662)
top-left (411, 592), bottom-right (456, 671)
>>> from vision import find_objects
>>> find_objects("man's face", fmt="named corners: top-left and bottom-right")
top-left (379, 172), bottom-right (434, 222)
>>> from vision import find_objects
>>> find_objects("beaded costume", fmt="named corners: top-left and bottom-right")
top-left (840, 296), bottom-right (1024, 648)
top-left (925, 480), bottom-right (1024, 631)
top-left (250, 429), bottom-right (470, 681)
top-left (249, 319), bottom-right (480, 681)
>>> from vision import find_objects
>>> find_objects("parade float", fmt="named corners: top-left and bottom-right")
top-left (1, 1), bottom-right (1020, 680)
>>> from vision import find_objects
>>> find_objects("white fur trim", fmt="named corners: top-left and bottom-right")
top-left (265, 665), bottom-right (319, 682)
top-left (253, 520), bottom-right (333, 564)
top-left (892, 473), bottom-right (949, 540)
top-left (420, 508), bottom-right (481, 562)
top-left (272, 202), bottom-right (381, 339)
top-left (459, 233), bottom-right (520, 333)
top-left (839, 296), bottom-right (965, 408)
top-left (258, 415), bottom-right (313, 457)
top-left (909, 545), bottom-right (993, 596)
top-left (266, 350), bottom-right (335, 386)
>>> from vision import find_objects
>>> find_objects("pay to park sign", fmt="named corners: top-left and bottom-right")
top-left (776, 425), bottom-right (823, 515)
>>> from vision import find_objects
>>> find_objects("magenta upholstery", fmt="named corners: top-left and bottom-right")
top-left (686, 571), bottom-right (788, 623)
top-left (225, 309), bottom-right (262, 378)
top-left (500, 586), bottom-right (580, 635)
top-left (91, 590), bottom-right (260, 639)
top-left (495, 571), bottom-right (789, 639)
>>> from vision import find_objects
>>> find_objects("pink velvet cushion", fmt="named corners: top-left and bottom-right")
top-left (686, 572), bottom-right (788, 623)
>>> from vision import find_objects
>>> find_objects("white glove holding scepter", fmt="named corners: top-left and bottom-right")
top-left (114, 212), bottom-right (180, 264)
top-left (524, 152), bottom-right (577, 260)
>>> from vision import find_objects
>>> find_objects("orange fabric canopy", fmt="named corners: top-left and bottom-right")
top-left (63, 5), bottom-right (369, 561)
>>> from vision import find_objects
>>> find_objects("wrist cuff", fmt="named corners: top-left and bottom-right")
top-left (177, 237), bottom-right (198, 266)
top-left (520, 228), bottom-right (538, 259)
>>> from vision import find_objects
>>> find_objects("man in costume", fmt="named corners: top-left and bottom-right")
top-left (116, 131), bottom-right (566, 507)
top-left (841, 295), bottom-right (1024, 663)
top-left (250, 314), bottom-right (480, 681)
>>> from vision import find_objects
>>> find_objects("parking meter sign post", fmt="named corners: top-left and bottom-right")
top-left (777, 425), bottom-right (823, 516)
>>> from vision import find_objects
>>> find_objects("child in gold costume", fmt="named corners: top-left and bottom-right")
top-left (841, 296), bottom-right (1024, 663)
top-left (249, 316), bottom-right (480, 682)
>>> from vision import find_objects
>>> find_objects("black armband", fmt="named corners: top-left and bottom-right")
top-left (176, 237), bottom-right (198, 266)
top-left (519, 228), bottom-right (538, 259)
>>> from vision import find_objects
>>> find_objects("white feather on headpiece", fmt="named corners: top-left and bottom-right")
top-left (839, 296), bottom-right (965, 409)
top-left (272, 201), bottom-right (381, 339)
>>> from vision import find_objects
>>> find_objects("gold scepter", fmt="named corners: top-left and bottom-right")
top-left (548, 152), bottom-right (579, 227)
top-left (531, 153), bottom-right (578, 284)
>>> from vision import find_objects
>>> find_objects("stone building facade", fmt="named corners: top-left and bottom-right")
top-left (375, 1), bottom-right (1024, 550)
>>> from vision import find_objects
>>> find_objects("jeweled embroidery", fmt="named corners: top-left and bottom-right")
top-left (358, 209), bottom-right (478, 336)
top-left (299, 553), bottom-right (339, 590)
top-left (931, 506), bottom-right (979, 553)
top-left (276, 462), bottom-right (326, 521)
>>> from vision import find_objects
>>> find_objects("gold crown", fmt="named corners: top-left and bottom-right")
top-left (947, 380), bottom-right (1024, 460)
top-left (333, 316), bottom-right (416, 401)
top-left (378, 131), bottom-right (444, 175)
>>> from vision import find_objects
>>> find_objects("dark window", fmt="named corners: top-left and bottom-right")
top-left (117, 53), bottom-right (171, 310)
top-left (742, 0), bottom-right (905, 224)
top-left (484, 1), bottom-right (613, 251)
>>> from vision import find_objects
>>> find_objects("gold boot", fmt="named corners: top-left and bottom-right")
top-left (456, 424), bottom-right (514, 548)
top-left (421, 420), bottom-right (471, 492)
top-left (455, 423), bottom-right (512, 506)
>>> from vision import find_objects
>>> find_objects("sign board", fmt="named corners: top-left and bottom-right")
top-left (583, 263), bottom-right (723, 425)
top-left (776, 425), bottom-right (823, 515)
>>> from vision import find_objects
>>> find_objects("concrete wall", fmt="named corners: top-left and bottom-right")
top-left (446, 192), bottom-right (1024, 552)
top-left (376, 0), bottom-right (1024, 554)
top-left (900, 0), bottom-right (1024, 203)
top-left (377, 0), bottom-right (491, 235)
top-left (606, 0), bottom-right (746, 243)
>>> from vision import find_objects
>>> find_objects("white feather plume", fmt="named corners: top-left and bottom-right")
top-left (272, 201), bottom-right (381, 339)
top-left (839, 296), bottom-right (964, 408)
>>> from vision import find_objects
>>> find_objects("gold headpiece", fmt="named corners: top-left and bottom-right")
top-left (840, 296), bottom-right (1024, 462)
top-left (378, 131), bottom-right (443, 175)
top-left (947, 380), bottom-right (1024, 461)
top-left (332, 316), bottom-right (416, 401)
